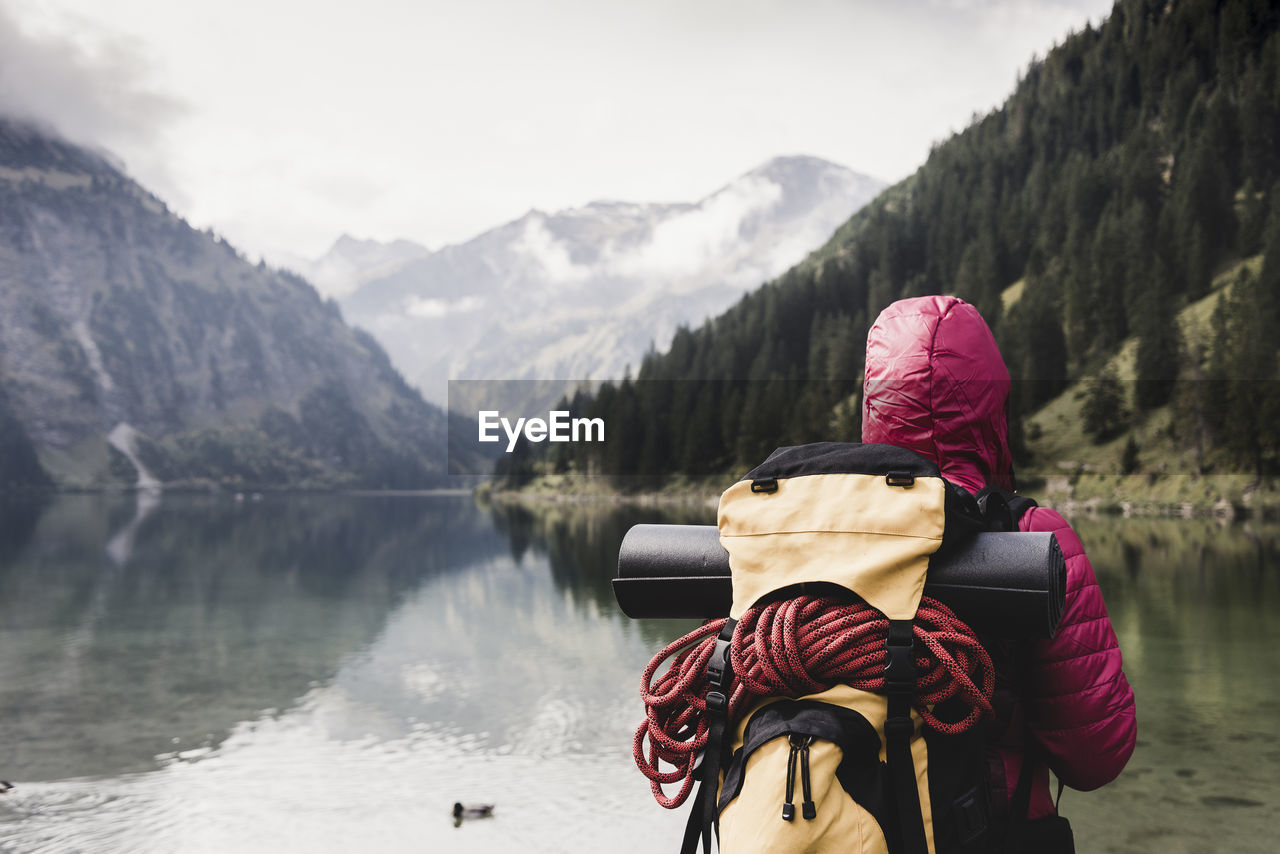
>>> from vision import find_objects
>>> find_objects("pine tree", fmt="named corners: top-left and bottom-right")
top-left (1133, 272), bottom-right (1182, 411)
top-left (1082, 367), bottom-right (1130, 443)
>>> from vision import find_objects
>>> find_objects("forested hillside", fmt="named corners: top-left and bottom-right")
top-left (544, 0), bottom-right (1280, 484)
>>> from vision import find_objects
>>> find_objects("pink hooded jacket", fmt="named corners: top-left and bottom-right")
top-left (862, 295), bottom-right (1137, 818)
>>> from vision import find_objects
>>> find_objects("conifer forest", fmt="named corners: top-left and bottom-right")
top-left (534, 0), bottom-right (1280, 487)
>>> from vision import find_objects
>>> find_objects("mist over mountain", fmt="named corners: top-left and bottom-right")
top-left (0, 118), bottom-right (445, 489)
top-left (336, 155), bottom-right (885, 405)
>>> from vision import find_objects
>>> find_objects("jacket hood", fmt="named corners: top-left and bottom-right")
top-left (861, 295), bottom-right (1013, 493)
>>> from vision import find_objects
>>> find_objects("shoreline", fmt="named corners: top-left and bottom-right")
top-left (481, 471), bottom-right (1280, 520)
top-left (17, 473), bottom-right (1280, 521)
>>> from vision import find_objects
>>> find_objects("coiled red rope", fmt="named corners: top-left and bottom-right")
top-left (632, 595), bottom-right (994, 808)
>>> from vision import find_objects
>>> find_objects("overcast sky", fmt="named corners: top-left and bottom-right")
top-left (1, 0), bottom-right (1115, 262)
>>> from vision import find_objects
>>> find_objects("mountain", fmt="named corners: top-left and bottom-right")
top-left (337, 155), bottom-right (886, 405)
top-left (0, 118), bottom-right (445, 489)
top-left (277, 234), bottom-right (433, 300)
top-left (543, 0), bottom-right (1280, 483)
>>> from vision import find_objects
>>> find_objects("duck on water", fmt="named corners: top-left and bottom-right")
top-left (452, 802), bottom-right (494, 824)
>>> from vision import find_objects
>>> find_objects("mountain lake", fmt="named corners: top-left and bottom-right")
top-left (0, 491), bottom-right (1275, 853)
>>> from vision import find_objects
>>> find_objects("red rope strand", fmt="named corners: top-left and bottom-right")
top-left (633, 595), bottom-right (994, 809)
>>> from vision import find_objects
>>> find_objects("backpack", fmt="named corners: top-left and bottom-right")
top-left (635, 443), bottom-right (1030, 854)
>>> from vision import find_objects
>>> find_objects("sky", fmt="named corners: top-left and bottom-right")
top-left (0, 0), bottom-right (1116, 264)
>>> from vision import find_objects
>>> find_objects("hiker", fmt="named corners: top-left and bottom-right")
top-left (862, 294), bottom-right (1137, 828)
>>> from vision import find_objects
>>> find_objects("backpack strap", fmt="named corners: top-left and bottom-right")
top-left (681, 618), bottom-right (737, 854)
top-left (975, 486), bottom-right (1038, 532)
top-left (884, 618), bottom-right (929, 854)
top-left (1008, 740), bottom-right (1038, 823)
top-left (1003, 736), bottom-right (1077, 853)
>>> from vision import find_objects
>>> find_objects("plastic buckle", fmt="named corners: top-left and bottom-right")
top-left (706, 638), bottom-right (732, 686)
top-left (953, 786), bottom-right (989, 844)
top-left (704, 634), bottom-right (733, 717)
top-left (704, 689), bottom-right (728, 715)
top-left (883, 637), bottom-right (915, 692)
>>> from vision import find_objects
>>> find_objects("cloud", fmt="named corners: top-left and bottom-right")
top-left (404, 296), bottom-right (484, 319)
top-left (0, 2), bottom-right (183, 157)
top-left (608, 174), bottom-right (783, 279)
top-left (515, 216), bottom-right (592, 284)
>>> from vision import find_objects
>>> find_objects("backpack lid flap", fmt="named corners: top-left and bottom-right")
top-left (719, 445), bottom-right (946, 619)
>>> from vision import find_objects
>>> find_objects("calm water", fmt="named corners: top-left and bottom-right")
top-left (0, 493), bottom-right (1274, 853)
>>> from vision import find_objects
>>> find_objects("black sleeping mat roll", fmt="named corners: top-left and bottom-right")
top-left (612, 524), bottom-right (1066, 638)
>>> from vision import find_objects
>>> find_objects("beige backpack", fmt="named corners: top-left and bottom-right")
top-left (660, 443), bottom-right (997, 854)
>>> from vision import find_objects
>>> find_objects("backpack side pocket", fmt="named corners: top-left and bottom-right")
top-left (717, 699), bottom-right (894, 853)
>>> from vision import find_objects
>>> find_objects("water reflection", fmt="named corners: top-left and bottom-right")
top-left (0, 492), bottom-right (500, 781)
top-left (0, 493), bottom-right (696, 853)
top-left (486, 499), bottom-right (713, 633)
top-left (1065, 517), bottom-right (1280, 854)
top-left (0, 496), bottom-right (1274, 852)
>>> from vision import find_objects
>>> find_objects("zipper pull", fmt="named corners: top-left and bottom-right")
top-left (799, 736), bottom-right (816, 820)
top-left (782, 736), bottom-right (799, 821)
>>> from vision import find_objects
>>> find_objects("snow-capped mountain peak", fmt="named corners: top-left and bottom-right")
top-left (337, 155), bottom-right (887, 405)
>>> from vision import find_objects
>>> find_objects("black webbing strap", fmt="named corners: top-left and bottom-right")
top-left (1000, 742), bottom-right (1076, 854)
top-left (1009, 738), bottom-right (1066, 819)
top-left (1009, 740), bottom-right (1037, 823)
top-left (680, 781), bottom-right (709, 854)
top-left (999, 738), bottom-right (1041, 854)
top-left (884, 618), bottom-right (929, 854)
top-left (681, 618), bottom-right (737, 854)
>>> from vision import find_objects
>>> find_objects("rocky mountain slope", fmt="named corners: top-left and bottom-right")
top-left (0, 118), bottom-right (445, 489)
top-left (337, 155), bottom-right (885, 405)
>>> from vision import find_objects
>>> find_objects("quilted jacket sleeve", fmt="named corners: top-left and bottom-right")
top-left (1019, 506), bottom-right (1137, 790)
